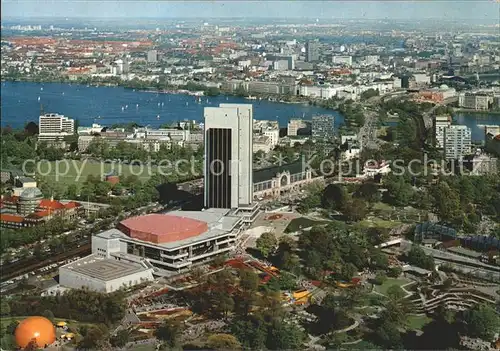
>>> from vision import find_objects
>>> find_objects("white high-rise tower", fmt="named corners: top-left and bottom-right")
top-left (203, 104), bottom-right (253, 209)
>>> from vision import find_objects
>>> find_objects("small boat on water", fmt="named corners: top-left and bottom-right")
top-left (158, 102), bottom-right (161, 107)
top-left (121, 106), bottom-right (125, 111)
top-left (136, 104), bottom-right (139, 108)
top-left (186, 102), bottom-right (189, 106)
top-left (40, 87), bottom-right (43, 91)
top-left (125, 105), bottom-right (128, 109)
top-left (161, 102), bottom-right (164, 106)
top-left (37, 96), bottom-right (40, 102)
top-left (62, 92), bottom-right (65, 96)
top-left (157, 115), bottom-right (160, 120)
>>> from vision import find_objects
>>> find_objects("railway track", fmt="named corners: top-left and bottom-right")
top-left (0, 243), bottom-right (91, 282)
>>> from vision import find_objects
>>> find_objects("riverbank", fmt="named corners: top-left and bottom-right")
top-left (454, 108), bottom-right (500, 116)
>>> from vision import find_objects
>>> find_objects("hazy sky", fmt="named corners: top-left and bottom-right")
top-left (2, 1), bottom-right (499, 20)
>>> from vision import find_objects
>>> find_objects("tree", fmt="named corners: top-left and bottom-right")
top-left (77, 326), bottom-right (109, 350)
top-left (0, 300), bottom-right (10, 316)
top-left (231, 316), bottom-right (267, 350)
top-left (277, 271), bottom-right (297, 291)
top-left (461, 304), bottom-right (500, 341)
top-left (343, 198), bottom-right (368, 222)
top-left (321, 184), bottom-right (347, 211)
top-left (387, 266), bottom-right (402, 278)
top-left (375, 321), bottom-right (402, 349)
top-left (383, 174), bottom-right (414, 207)
top-left (256, 232), bottom-right (278, 258)
top-left (154, 321), bottom-right (181, 349)
top-left (431, 181), bottom-right (462, 225)
top-left (356, 182), bottom-right (380, 203)
top-left (338, 263), bottom-right (358, 282)
top-left (266, 320), bottom-right (305, 350)
top-left (207, 333), bottom-right (241, 350)
top-left (406, 245), bottom-right (435, 270)
top-left (386, 285), bottom-right (406, 301)
top-left (41, 309), bottom-right (55, 323)
top-left (369, 249), bottom-right (389, 270)
top-left (373, 271), bottom-right (387, 285)
top-left (110, 329), bottom-right (129, 348)
top-left (239, 270), bottom-right (260, 292)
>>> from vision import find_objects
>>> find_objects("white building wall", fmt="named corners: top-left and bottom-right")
top-left (59, 267), bottom-right (107, 292)
top-left (92, 235), bottom-right (125, 258)
top-left (106, 270), bottom-right (154, 292)
top-left (59, 266), bottom-right (154, 293)
top-left (264, 129), bottom-right (280, 146)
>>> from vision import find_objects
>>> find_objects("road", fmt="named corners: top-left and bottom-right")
top-left (357, 95), bottom-right (385, 151)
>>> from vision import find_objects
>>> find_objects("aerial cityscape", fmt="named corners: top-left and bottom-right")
top-left (0, 0), bottom-right (499, 350)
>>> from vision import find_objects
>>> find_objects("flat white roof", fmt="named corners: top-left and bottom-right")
top-left (60, 254), bottom-right (150, 282)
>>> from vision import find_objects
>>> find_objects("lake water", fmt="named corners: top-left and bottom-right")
top-left (453, 112), bottom-right (500, 141)
top-left (0, 81), bottom-right (343, 129)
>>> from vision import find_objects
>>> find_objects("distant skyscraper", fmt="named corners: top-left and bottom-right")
top-left (147, 50), bottom-right (158, 63)
top-left (305, 41), bottom-right (320, 62)
top-left (444, 125), bottom-right (471, 160)
top-left (204, 104), bottom-right (253, 209)
top-left (312, 115), bottom-right (335, 141)
top-left (434, 115), bottom-right (452, 148)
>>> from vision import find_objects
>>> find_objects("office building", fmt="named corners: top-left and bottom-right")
top-left (434, 115), bottom-right (452, 148)
top-left (273, 60), bottom-right (290, 71)
top-left (444, 125), bottom-right (472, 160)
top-left (275, 55), bottom-right (295, 70)
top-left (204, 104), bottom-right (253, 209)
top-left (147, 50), bottom-right (158, 64)
top-left (287, 119), bottom-right (308, 136)
top-left (38, 113), bottom-right (75, 146)
top-left (312, 115), bottom-right (335, 141)
top-left (305, 41), bottom-right (320, 62)
top-left (332, 55), bottom-right (353, 66)
top-left (458, 92), bottom-right (493, 111)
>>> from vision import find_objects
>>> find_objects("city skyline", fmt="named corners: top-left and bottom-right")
top-left (2, 0), bottom-right (500, 21)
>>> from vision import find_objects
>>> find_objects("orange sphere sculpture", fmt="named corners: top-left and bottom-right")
top-left (15, 316), bottom-right (56, 349)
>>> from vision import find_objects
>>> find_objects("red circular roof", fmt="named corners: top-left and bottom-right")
top-left (119, 214), bottom-right (208, 244)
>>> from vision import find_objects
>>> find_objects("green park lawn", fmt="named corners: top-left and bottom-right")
top-left (406, 314), bottom-right (433, 331)
top-left (284, 217), bottom-right (329, 233)
top-left (358, 218), bottom-right (403, 229)
top-left (373, 278), bottom-right (412, 296)
top-left (372, 202), bottom-right (394, 212)
top-left (35, 160), bottom-right (156, 186)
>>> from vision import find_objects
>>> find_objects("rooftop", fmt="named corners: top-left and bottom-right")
top-left (253, 161), bottom-right (307, 184)
top-left (119, 214), bottom-right (209, 244)
top-left (60, 254), bottom-right (150, 282)
top-left (98, 208), bottom-right (242, 249)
